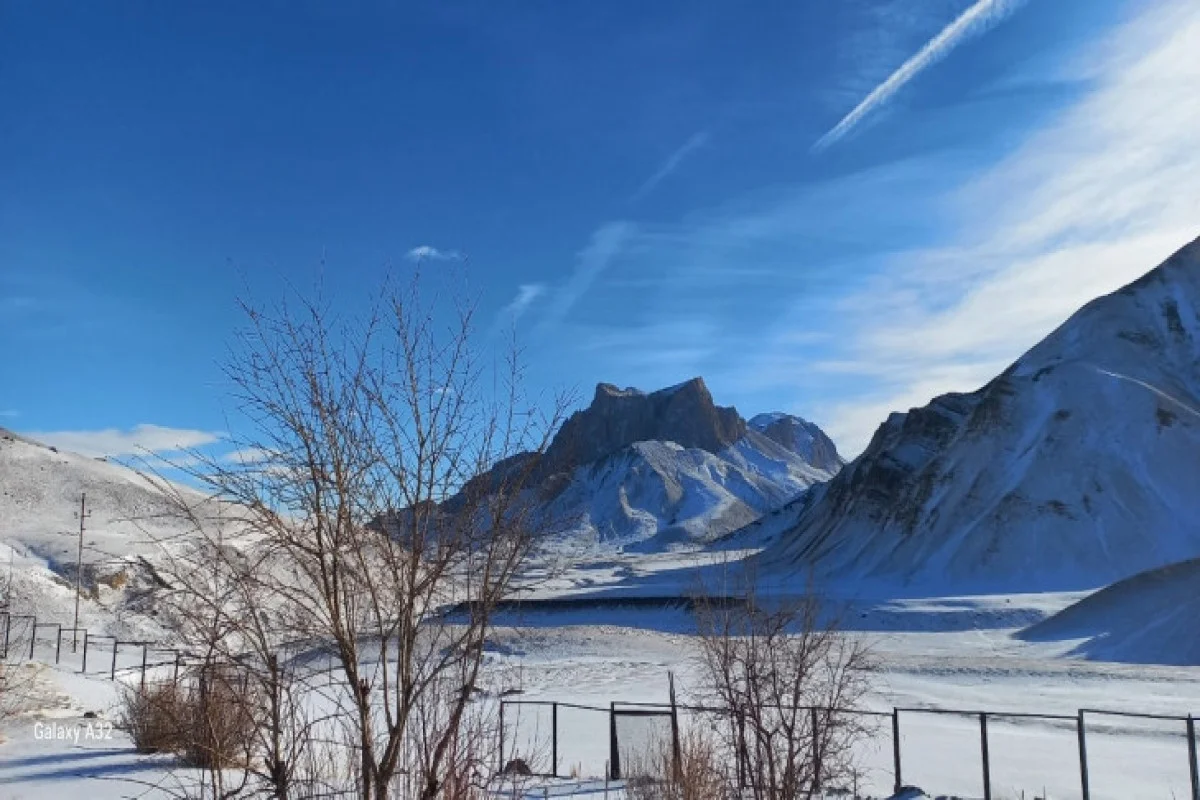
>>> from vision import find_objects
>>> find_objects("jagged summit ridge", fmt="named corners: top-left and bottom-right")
top-left (542, 376), bottom-right (745, 476)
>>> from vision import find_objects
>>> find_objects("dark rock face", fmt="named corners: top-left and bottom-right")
top-left (749, 413), bottom-right (844, 473)
top-left (541, 377), bottom-right (746, 476)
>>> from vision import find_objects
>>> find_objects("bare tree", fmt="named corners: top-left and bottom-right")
top-left (140, 268), bottom-right (567, 799)
top-left (692, 568), bottom-right (875, 800)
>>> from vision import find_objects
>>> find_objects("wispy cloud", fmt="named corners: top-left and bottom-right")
top-left (632, 131), bottom-right (711, 201)
top-left (0, 409), bottom-right (18, 418)
top-left (814, 0), bottom-right (1026, 151)
top-left (405, 245), bottom-right (463, 262)
top-left (222, 446), bottom-right (275, 464)
top-left (538, 222), bottom-right (635, 329)
top-left (25, 424), bottom-right (222, 458)
top-left (500, 283), bottom-right (547, 323)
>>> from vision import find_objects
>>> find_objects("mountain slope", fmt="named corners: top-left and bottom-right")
top-left (0, 428), bottom-right (212, 636)
top-left (464, 378), bottom-right (842, 551)
top-left (764, 235), bottom-right (1200, 591)
top-left (1020, 557), bottom-right (1200, 665)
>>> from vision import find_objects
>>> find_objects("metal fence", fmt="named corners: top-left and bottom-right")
top-left (499, 697), bottom-right (1200, 799)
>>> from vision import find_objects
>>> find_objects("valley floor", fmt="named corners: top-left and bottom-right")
top-left (4, 585), bottom-right (1200, 799)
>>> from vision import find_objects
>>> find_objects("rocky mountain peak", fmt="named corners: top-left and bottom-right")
top-left (748, 413), bottom-right (845, 473)
top-left (542, 376), bottom-right (746, 476)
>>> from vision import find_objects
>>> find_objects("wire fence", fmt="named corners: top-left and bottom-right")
top-left (499, 696), bottom-right (1200, 800)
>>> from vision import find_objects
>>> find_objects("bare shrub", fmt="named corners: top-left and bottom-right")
top-left (0, 662), bottom-right (41, 730)
top-left (623, 726), bottom-right (727, 800)
top-left (121, 681), bottom-right (189, 753)
top-left (694, 570), bottom-right (875, 800)
top-left (120, 667), bottom-right (258, 770)
top-left (183, 665), bottom-right (259, 770)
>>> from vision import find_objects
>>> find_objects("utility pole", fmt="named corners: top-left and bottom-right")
top-left (73, 493), bottom-right (89, 650)
top-left (3, 543), bottom-right (12, 610)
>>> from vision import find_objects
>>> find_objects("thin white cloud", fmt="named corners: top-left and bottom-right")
top-left (539, 222), bottom-right (635, 329)
top-left (814, 0), bottom-right (1200, 452)
top-left (814, 0), bottom-right (1025, 151)
top-left (501, 283), bottom-right (547, 322)
top-left (0, 409), bottom-right (18, 418)
top-left (632, 131), bottom-right (711, 201)
top-left (25, 424), bottom-right (222, 458)
top-left (405, 245), bottom-right (462, 262)
top-left (222, 446), bottom-right (276, 464)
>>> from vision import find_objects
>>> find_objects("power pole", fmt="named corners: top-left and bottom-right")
top-left (4, 543), bottom-right (12, 610)
top-left (73, 493), bottom-right (89, 650)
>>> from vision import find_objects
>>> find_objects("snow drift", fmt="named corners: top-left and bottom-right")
top-left (1020, 557), bottom-right (1200, 666)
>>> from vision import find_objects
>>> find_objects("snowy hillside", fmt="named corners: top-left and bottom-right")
top-left (0, 428), bottom-right (209, 634)
top-left (1020, 557), bottom-right (1200, 665)
top-left (464, 378), bottom-right (842, 551)
top-left (765, 235), bottom-right (1200, 591)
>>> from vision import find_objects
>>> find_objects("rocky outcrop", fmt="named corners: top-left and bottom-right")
top-left (541, 378), bottom-right (745, 477)
top-left (749, 413), bottom-right (844, 474)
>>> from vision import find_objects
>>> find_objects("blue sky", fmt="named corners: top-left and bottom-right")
top-left (3, 0), bottom-right (1198, 462)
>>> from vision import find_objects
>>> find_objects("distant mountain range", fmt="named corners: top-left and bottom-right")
top-left (763, 234), bottom-right (1200, 591)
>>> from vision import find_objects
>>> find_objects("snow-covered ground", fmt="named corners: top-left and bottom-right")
top-left (5, 583), bottom-right (1200, 799)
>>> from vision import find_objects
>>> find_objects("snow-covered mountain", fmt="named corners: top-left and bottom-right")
top-left (749, 413), bottom-right (844, 473)
top-left (464, 378), bottom-right (842, 551)
top-left (1020, 557), bottom-right (1200, 666)
top-left (764, 235), bottom-right (1200, 591)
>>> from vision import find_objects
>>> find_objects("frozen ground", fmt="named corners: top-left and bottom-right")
top-left (5, 581), bottom-right (1200, 799)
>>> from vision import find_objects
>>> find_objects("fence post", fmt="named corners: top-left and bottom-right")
top-left (610, 701), bottom-right (620, 780)
top-left (668, 672), bottom-right (682, 784)
top-left (29, 620), bottom-right (38, 659)
top-left (173, 651), bottom-right (182, 684)
top-left (497, 700), bottom-right (505, 775)
top-left (1077, 710), bottom-right (1090, 800)
top-left (737, 713), bottom-right (748, 790)
top-left (552, 702), bottom-right (559, 778)
top-left (892, 708), bottom-right (903, 793)
top-left (140, 644), bottom-right (148, 689)
top-left (1188, 714), bottom-right (1199, 800)
top-left (1, 613), bottom-right (9, 660)
top-left (81, 630), bottom-right (89, 673)
top-left (111, 639), bottom-right (119, 680)
top-left (54, 626), bottom-right (63, 664)
top-left (812, 706), bottom-right (822, 793)
top-left (980, 713), bottom-right (991, 800)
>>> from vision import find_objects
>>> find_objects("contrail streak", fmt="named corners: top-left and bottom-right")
top-left (814, 0), bottom-right (1026, 152)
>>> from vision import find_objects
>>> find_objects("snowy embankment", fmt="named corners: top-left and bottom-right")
top-left (1021, 557), bottom-right (1200, 666)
